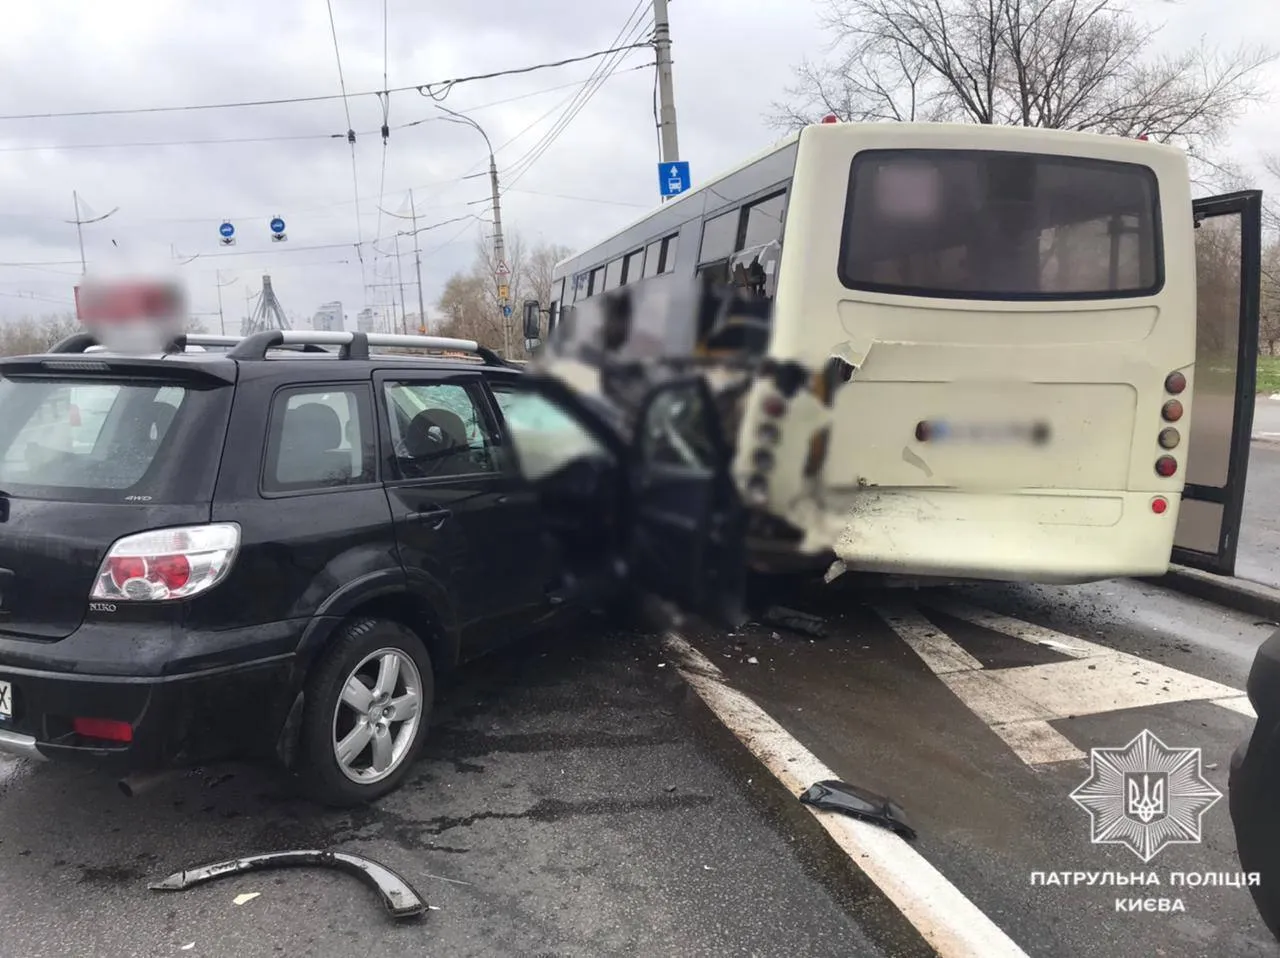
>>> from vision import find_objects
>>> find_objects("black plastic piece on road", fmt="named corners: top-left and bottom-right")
top-left (148, 849), bottom-right (429, 920)
top-left (799, 780), bottom-right (918, 841)
top-left (762, 604), bottom-right (828, 638)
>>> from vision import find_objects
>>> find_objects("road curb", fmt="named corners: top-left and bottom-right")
top-left (1142, 566), bottom-right (1280, 621)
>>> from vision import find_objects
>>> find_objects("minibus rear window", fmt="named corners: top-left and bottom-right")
top-left (839, 149), bottom-right (1162, 300)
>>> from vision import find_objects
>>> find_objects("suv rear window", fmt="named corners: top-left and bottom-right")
top-left (0, 376), bottom-right (223, 501)
top-left (839, 150), bottom-right (1162, 300)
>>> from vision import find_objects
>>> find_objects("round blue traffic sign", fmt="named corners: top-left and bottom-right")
top-left (270, 217), bottom-right (286, 234)
top-left (219, 221), bottom-right (235, 238)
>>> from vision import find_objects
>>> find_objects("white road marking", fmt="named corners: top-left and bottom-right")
top-left (663, 632), bottom-right (1030, 958)
top-left (919, 600), bottom-right (1096, 658)
top-left (875, 605), bottom-right (984, 673)
top-left (873, 598), bottom-right (1254, 766)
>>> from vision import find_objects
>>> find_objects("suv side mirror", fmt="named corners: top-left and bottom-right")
top-left (522, 300), bottom-right (542, 341)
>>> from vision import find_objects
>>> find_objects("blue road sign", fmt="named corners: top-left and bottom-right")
top-left (502, 304), bottom-right (512, 318)
top-left (658, 161), bottom-right (691, 198)
top-left (219, 221), bottom-right (235, 238)
top-left (270, 217), bottom-right (286, 234)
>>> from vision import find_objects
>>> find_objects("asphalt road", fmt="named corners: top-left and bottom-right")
top-left (0, 619), bottom-right (931, 958)
top-left (676, 574), bottom-right (1279, 957)
top-left (1241, 401), bottom-right (1280, 588)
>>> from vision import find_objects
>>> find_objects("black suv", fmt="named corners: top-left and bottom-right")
top-left (0, 329), bottom-right (743, 805)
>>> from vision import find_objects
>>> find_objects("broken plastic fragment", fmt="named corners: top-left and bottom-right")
top-left (232, 892), bottom-right (260, 906)
top-left (798, 780), bottom-right (917, 841)
top-left (149, 849), bottom-right (428, 921)
top-left (762, 605), bottom-right (828, 638)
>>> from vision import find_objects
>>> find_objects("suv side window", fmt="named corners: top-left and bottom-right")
top-left (383, 381), bottom-right (498, 479)
top-left (490, 383), bottom-right (611, 480)
top-left (263, 385), bottom-right (375, 493)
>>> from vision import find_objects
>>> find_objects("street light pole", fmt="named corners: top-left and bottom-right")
top-left (438, 105), bottom-right (509, 356)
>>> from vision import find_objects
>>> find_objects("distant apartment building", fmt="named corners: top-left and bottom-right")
top-left (312, 301), bottom-right (343, 332)
top-left (356, 307), bottom-right (377, 333)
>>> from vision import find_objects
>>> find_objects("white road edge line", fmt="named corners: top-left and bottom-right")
top-left (664, 632), bottom-right (1030, 958)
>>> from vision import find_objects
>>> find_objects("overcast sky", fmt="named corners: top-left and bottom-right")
top-left (0, 0), bottom-right (1275, 330)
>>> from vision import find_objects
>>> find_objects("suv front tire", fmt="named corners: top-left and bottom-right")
top-left (298, 617), bottom-right (435, 806)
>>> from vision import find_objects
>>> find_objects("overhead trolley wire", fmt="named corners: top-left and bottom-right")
top-left (0, 43), bottom-right (655, 121)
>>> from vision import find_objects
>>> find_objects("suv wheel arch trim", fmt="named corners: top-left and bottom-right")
top-left (296, 577), bottom-right (460, 673)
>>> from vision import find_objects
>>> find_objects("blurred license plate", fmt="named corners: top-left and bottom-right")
top-left (0, 680), bottom-right (10, 719)
top-left (918, 419), bottom-right (1051, 445)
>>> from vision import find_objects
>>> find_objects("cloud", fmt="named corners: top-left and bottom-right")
top-left (0, 0), bottom-right (1272, 329)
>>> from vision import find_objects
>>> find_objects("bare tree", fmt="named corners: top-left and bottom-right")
top-left (436, 234), bottom-right (573, 355)
top-left (771, 0), bottom-right (1275, 167)
top-left (0, 313), bottom-right (79, 357)
top-left (437, 272), bottom-right (501, 349)
top-left (525, 242), bottom-right (574, 308)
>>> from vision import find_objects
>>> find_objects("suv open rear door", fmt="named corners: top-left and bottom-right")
top-left (1173, 190), bottom-right (1263, 575)
top-left (629, 377), bottom-right (747, 627)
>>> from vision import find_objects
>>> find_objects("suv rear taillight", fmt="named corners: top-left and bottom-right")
top-left (90, 523), bottom-right (240, 601)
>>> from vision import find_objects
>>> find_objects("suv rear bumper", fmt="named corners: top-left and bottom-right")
top-left (0, 621), bottom-right (308, 772)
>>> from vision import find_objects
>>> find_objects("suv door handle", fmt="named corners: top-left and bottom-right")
top-left (407, 507), bottom-right (451, 529)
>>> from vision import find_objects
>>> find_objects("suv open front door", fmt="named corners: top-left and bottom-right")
top-left (629, 377), bottom-right (747, 628)
top-left (1173, 190), bottom-right (1263, 575)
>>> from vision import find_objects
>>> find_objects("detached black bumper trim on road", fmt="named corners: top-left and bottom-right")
top-left (150, 849), bottom-right (429, 920)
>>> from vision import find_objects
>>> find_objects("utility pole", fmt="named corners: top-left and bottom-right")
top-left (409, 189), bottom-right (426, 334)
top-left (394, 233), bottom-right (409, 335)
top-left (437, 105), bottom-right (509, 356)
top-left (214, 271), bottom-right (237, 336)
top-left (653, 0), bottom-right (681, 201)
top-left (65, 191), bottom-right (120, 274)
top-left (380, 193), bottom-right (431, 334)
top-left (488, 151), bottom-right (509, 358)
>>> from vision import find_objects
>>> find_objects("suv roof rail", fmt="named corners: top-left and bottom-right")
top-left (223, 330), bottom-right (512, 365)
top-left (49, 332), bottom-right (102, 354)
top-left (47, 331), bottom-right (332, 356)
top-left (46, 329), bottom-right (514, 365)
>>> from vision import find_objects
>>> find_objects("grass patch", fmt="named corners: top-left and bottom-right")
top-left (1259, 356), bottom-right (1280, 395)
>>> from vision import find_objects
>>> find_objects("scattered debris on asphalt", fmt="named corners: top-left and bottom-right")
top-left (232, 892), bottom-right (260, 906)
top-left (747, 656), bottom-right (759, 664)
top-left (149, 849), bottom-right (428, 921)
top-left (762, 605), bottom-right (828, 638)
top-left (799, 780), bottom-right (917, 841)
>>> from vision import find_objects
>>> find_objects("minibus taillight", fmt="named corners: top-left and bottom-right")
top-left (762, 395), bottom-right (786, 417)
top-left (1155, 456), bottom-right (1178, 478)
top-left (1162, 400), bottom-right (1183, 422)
top-left (1165, 371), bottom-right (1186, 394)
top-left (1158, 428), bottom-right (1180, 450)
top-left (1151, 497), bottom-right (1169, 515)
top-left (745, 475), bottom-right (769, 506)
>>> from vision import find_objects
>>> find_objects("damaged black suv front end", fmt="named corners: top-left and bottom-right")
top-left (519, 274), bottom-right (853, 627)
